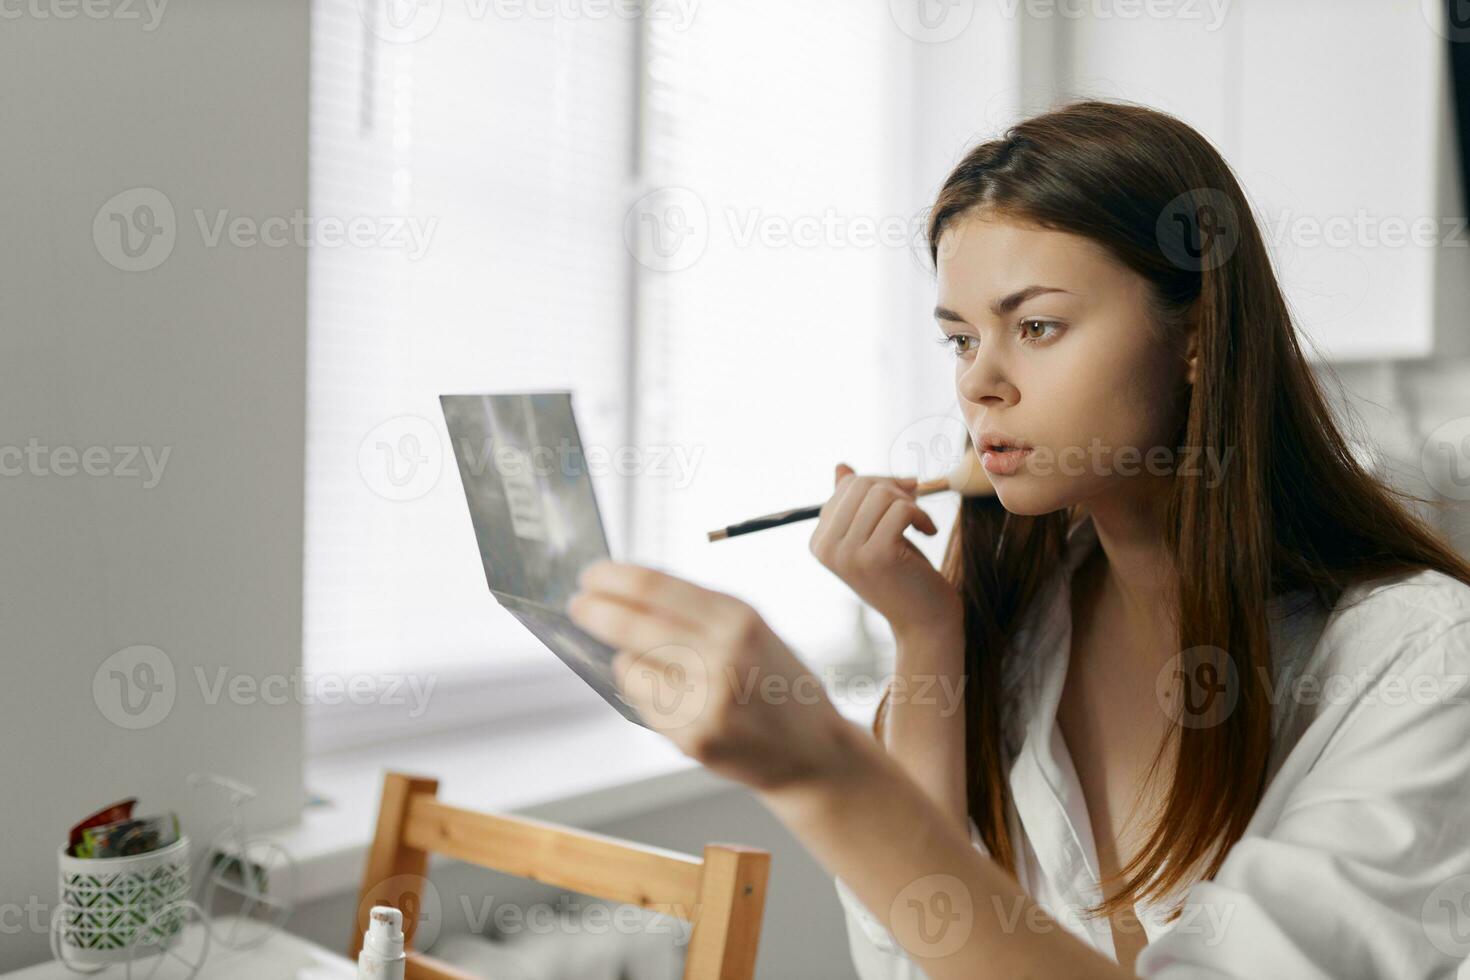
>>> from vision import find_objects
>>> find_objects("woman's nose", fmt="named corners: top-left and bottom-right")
top-left (957, 356), bottom-right (1018, 407)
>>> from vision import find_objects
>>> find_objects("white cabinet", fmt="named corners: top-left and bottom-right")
top-left (1054, 0), bottom-right (1466, 362)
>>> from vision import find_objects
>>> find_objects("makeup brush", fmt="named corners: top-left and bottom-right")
top-left (706, 451), bottom-right (994, 542)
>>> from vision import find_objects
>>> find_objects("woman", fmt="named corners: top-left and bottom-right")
top-left (566, 100), bottom-right (1470, 977)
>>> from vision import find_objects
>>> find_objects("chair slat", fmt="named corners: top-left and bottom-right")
top-left (405, 951), bottom-right (482, 980)
top-left (403, 795), bottom-right (705, 918)
top-left (355, 772), bottom-right (770, 980)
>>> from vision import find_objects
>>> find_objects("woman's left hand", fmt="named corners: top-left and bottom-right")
top-left (566, 560), bottom-right (854, 794)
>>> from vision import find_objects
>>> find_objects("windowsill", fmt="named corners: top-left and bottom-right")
top-left (268, 690), bottom-right (878, 904)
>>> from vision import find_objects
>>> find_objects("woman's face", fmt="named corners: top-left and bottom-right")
top-left (935, 212), bottom-right (1196, 517)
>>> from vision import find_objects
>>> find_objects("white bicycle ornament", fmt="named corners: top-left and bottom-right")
top-left (49, 772), bottom-right (297, 976)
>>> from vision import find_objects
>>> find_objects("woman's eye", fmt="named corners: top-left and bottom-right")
top-left (1019, 319), bottom-right (1062, 344)
top-left (937, 333), bottom-right (977, 356)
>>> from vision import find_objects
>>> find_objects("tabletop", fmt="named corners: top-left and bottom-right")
top-left (3, 917), bottom-right (356, 980)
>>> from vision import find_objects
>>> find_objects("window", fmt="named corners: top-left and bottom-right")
top-left (306, 0), bottom-right (924, 744)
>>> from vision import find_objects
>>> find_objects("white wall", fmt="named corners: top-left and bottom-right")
top-left (0, 0), bottom-right (308, 968)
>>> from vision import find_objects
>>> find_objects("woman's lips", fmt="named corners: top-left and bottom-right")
top-left (980, 447), bottom-right (1033, 476)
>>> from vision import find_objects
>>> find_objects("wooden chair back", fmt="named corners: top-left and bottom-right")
top-left (350, 772), bottom-right (771, 980)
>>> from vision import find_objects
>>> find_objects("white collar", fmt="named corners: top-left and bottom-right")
top-left (999, 507), bottom-right (1326, 953)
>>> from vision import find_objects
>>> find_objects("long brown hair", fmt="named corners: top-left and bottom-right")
top-left (875, 99), bottom-right (1470, 921)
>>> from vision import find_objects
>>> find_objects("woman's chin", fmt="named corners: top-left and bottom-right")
top-left (991, 480), bottom-right (1066, 517)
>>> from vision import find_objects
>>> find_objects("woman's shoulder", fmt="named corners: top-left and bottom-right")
top-left (1273, 567), bottom-right (1470, 737)
top-left (1315, 567), bottom-right (1470, 672)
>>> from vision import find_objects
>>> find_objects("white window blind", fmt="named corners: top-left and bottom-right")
top-left (631, 1), bottom-right (914, 665)
top-left (306, 0), bottom-right (916, 708)
top-left (306, 0), bottom-right (637, 681)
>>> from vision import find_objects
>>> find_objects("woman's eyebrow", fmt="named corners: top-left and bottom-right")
top-left (934, 285), bottom-right (1074, 324)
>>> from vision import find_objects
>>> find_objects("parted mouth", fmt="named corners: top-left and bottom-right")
top-left (978, 431), bottom-right (1033, 453)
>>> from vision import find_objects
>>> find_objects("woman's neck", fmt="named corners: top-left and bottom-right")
top-left (1078, 489), bottom-right (1178, 642)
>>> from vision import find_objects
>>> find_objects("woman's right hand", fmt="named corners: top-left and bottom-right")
top-left (808, 463), bottom-right (963, 643)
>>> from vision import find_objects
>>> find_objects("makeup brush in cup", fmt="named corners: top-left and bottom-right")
top-left (706, 451), bottom-right (994, 542)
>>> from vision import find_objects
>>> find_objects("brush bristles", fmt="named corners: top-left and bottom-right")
top-left (947, 450), bottom-right (995, 496)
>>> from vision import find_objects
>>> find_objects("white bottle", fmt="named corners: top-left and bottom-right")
top-left (357, 906), bottom-right (407, 980)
